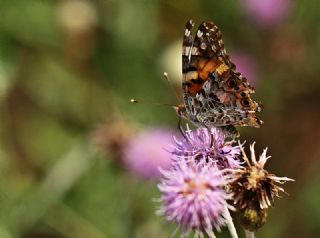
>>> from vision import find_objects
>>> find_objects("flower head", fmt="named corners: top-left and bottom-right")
top-left (241, 0), bottom-right (292, 27)
top-left (171, 126), bottom-right (241, 169)
top-left (92, 119), bottom-right (135, 158)
top-left (158, 160), bottom-right (233, 237)
top-left (122, 128), bottom-right (173, 180)
top-left (230, 142), bottom-right (294, 231)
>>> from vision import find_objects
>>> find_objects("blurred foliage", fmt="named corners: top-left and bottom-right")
top-left (0, 0), bottom-right (320, 237)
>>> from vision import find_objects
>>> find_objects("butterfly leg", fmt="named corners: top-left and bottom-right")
top-left (177, 115), bottom-right (190, 143)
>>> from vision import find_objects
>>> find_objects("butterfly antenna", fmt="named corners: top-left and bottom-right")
top-left (130, 99), bottom-right (175, 107)
top-left (163, 72), bottom-right (182, 104)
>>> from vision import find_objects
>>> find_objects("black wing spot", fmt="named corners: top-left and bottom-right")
top-left (191, 78), bottom-right (204, 85)
top-left (186, 66), bottom-right (197, 71)
top-left (240, 92), bottom-right (246, 97)
top-left (228, 78), bottom-right (236, 88)
top-left (242, 99), bottom-right (250, 106)
top-left (183, 82), bottom-right (192, 87)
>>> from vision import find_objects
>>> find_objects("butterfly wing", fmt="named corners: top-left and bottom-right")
top-left (181, 20), bottom-right (263, 132)
top-left (182, 20), bottom-right (234, 96)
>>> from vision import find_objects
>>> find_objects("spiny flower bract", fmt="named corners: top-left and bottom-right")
top-left (230, 142), bottom-right (294, 231)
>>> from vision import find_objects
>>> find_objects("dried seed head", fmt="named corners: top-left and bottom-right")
top-left (230, 142), bottom-right (294, 231)
top-left (239, 206), bottom-right (268, 232)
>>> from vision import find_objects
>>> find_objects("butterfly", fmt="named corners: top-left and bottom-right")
top-left (175, 20), bottom-right (263, 138)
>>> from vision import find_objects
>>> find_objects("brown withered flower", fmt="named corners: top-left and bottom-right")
top-left (230, 142), bottom-right (293, 231)
top-left (92, 118), bottom-right (136, 159)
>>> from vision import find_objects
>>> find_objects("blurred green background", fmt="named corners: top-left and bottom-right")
top-left (0, 0), bottom-right (320, 237)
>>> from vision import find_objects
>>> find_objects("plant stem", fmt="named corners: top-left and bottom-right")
top-left (223, 205), bottom-right (238, 238)
top-left (245, 230), bottom-right (256, 238)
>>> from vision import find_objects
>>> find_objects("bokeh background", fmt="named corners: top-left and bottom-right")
top-left (0, 0), bottom-right (320, 237)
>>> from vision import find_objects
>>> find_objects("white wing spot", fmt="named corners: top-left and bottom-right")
top-left (197, 30), bottom-right (204, 38)
top-left (200, 42), bottom-right (207, 50)
top-left (191, 47), bottom-right (200, 55)
top-left (183, 46), bottom-right (192, 55)
top-left (185, 29), bottom-right (191, 37)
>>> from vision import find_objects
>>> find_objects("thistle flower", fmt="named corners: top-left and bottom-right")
top-left (230, 142), bottom-right (294, 231)
top-left (241, 0), bottom-right (292, 27)
top-left (122, 128), bottom-right (173, 180)
top-left (171, 126), bottom-right (241, 169)
top-left (158, 160), bottom-right (233, 237)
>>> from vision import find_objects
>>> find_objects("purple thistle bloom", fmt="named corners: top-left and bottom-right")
top-left (122, 128), bottom-right (173, 180)
top-left (158, 160), bottom-right (233, 237)
top-left (241, 0), bottom-right (292, 27)
top-left (171, 126), bottom-right (241, 169)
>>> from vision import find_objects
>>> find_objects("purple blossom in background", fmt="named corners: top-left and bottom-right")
top-left (241, 0), bottom-right (292, 27)
top-left (171, 126), bottom-right (241, 169)
top-left (158, 160), bottom-right (233, 237)
top-left (232, 53), bottom-right (259, 86)
top-left (123, 128), bottom-right (172, 180)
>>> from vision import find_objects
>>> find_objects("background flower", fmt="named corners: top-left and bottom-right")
top-left (122, 128), bottom-right (173, 180)
top-left (241, 0), bottom-right (292, 27)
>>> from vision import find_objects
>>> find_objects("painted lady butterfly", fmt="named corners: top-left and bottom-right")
top-left (176, 20), bottom-right (263, 138)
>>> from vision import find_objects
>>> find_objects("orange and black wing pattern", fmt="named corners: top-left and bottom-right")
top-left (181, 20), bottom-right (263, 137)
